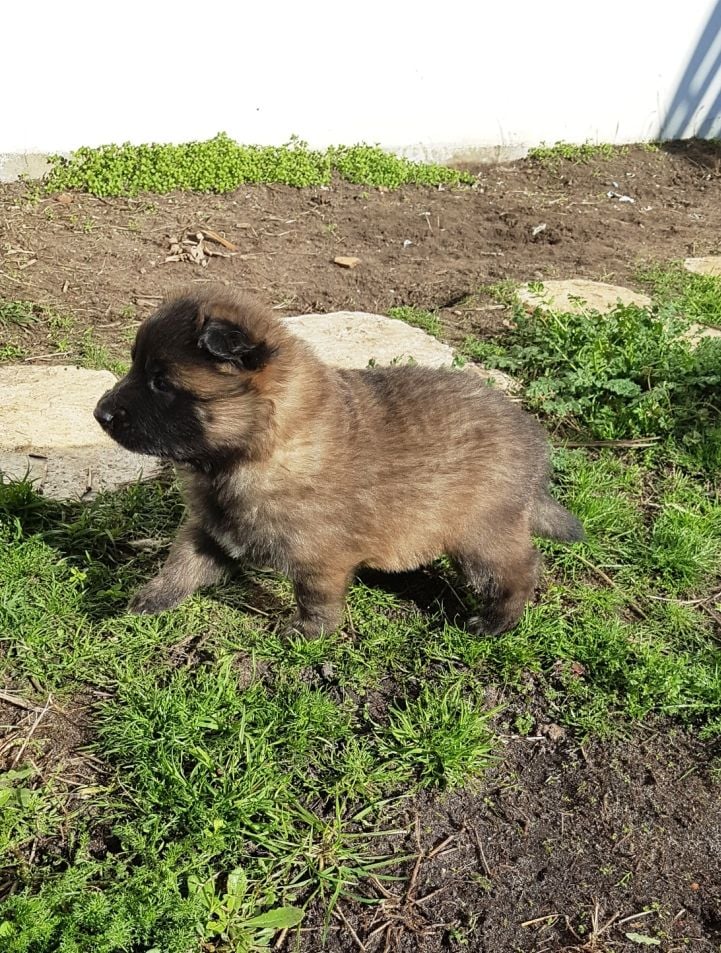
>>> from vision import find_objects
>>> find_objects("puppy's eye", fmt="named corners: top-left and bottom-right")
top-left (149, 374), bottom-right (172, 393)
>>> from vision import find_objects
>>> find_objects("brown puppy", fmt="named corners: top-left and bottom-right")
top-left (94, 287), bottom-right (583, 636)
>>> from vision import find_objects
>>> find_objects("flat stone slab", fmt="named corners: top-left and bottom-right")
top-left (285, 311), bottom-right (455, 369)
top-left (518, 279), bottom-right (651, 313)
top-left (685, 323), bottom-right (721, 344)
top-left (683, 256), bottom-right (721, 277)
top-left (0, 366), bottom-right (161, 500)
top-left (285, 310), bottom-right (516, 392)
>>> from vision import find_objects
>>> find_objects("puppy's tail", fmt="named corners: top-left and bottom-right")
top-left (532, 493), bottom-right (585, 543)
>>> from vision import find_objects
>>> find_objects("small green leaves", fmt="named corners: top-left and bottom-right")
top-left (44, 133), bottom-right (474, 197)
top-left (471, 301), bottom-right (721, 447)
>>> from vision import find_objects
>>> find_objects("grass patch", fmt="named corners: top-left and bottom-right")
top-left (387, 306), bottom-right (442, 337)
top-left (77, 329), bottom-right (128, 375)
top-left (0, 300), bottom-right (127, 372)
top-left (636, 260), bottom-right (721, 326)
top-left (44, 133), bottom-right (474, 197)
top-left (455, 287), bottom-right (721, 729)
top-left (378, 682), bottom-right (495, 790)
top-left (484, 279), bottom-right (520, 307)
top-left (0, 301), bottom-right (44, 329)
top-left (0, 300), bottom-right (46, 365)
top-left (0, 479), bottom-right (488, 950)
top-left (0, 343), bottom-right (25, 361)
top-left (527, 140), bottom-right (624, 165)
top-left (466, 300), bottom-right (721, 445)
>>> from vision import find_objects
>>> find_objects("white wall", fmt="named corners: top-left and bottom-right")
top-left (3, 0), bottom-right (721, 163)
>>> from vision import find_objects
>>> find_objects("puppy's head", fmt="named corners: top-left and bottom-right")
top-left (94, 288), bottom-right (291, 467)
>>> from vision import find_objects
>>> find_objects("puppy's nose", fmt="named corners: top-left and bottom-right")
top-left (94, 405), bottom-right (115, 427)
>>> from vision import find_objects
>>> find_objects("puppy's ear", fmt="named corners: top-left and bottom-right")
top-left (198, 319), bottom-right (275, 371)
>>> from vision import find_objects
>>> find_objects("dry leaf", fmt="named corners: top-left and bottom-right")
top-left (334, 256), bottom-right (361, 269)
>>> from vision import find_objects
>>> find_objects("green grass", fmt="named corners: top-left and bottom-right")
top-left (636, 260), bottom-right (721, 326)
top-left (0, 299), bottom-right (127, 372)
top-left (0, 301), bottom-right (44, 329)
top-left (527, 140), bottom-right (624, 165)
top-left (77, 329), bottom-right (128, 375)
top-left (387, 306), bottom-right (442, 337)
top-left (44, 133), bottom-right (474, 197)
top-left (2, 265), bottom-right (721, 949)
top-left (0, 479), bottom-right (490, 950)
top-left (0, 343), bottom-right (25, 361)
top-left (378, 682), bottom-right (496, 789)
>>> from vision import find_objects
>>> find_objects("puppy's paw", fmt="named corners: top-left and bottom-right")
top-left (288, 611), bottom-right (341, 639)
top-left (287, 614), bottom-right (324, 639)
top-left (128, 579), bottom-right (185, 615)
top-left (468, 608), bottom-right (519, 637)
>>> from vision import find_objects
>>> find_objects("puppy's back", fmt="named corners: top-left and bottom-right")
top-left (342, 364), bottom-right (549, 486)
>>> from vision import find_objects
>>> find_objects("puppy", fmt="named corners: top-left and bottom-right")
top-left (94, 287), bottom-right (583, 636)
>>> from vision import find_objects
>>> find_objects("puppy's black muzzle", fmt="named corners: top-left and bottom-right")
top-left (94, 389), bottom-right (127, 435)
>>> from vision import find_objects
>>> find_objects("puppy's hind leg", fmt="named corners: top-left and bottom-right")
top-left (129, 521), bottom-right (232, 614)
top-left (455, 532), bottom-right (539, 636)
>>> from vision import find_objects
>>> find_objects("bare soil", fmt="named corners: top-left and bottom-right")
top-left (2, 141), bottom-right (721, 951)
top-left (300, 723), bottom-right (721, 952)
top-left (3, 142), bottom-right (721, 361)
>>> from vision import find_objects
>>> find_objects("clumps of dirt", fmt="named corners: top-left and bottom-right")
top-left (0, 691), bottom-right (107, 894)
top-left (298, 727), bottom-right (721, 952)
top-left (0, 691), bottom-right (94, 776)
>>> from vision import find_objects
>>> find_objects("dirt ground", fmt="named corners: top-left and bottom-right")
top-left (304, 725), bottom-right (721, 953)
top-left (2, 141), bottom-right (721, 951)
top-left (4, 141), bottom-right (721, 361)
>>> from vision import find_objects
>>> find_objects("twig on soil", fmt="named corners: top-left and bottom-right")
top-left (470, 825), bottom-right (492, 877)
top-left (334, 904), bottom-right (367, 952)
top-left (563, 900), bottom-right (620, 950)
top-left (199, 227), bottom-right (238, 251)
top-left (647, 589), bottom-right (721, 607)
top-left (521, 914), bottom-right (561, 928)
top-left (558, 437), bottom-right (660, 449)
top-left (368, 875), bottom-right (394, 900)
top-left (0, 690), bottom-right (44, 712)
top-left (11, 694), bottom-right (52, 767)
top-left (413, 884), bottom-right (451, 906)
top-left (364, 920), bottom-right (391, 945)
top-left (362, 817), bottom-right (454, 950)
top-left (616, 909), bottom-right (655, 926)
top-left (427, 833), bottom-right (457, 859)
top-left (237, 601), bottom-right (271, 618)
top-left (574, 553), bottom-right (648, 620)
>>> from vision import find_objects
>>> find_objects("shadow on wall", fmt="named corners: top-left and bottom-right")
top-left (661, 0), bottom-right (721, 140)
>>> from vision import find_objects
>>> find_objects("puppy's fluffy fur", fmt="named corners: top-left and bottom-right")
top-left (95, 287), bottom-right (583, 635)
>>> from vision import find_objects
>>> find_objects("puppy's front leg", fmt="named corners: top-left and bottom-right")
top-left (129, 522), bottom-right (231, 615)
top-left (292, 566), bottom-right (352, 637)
